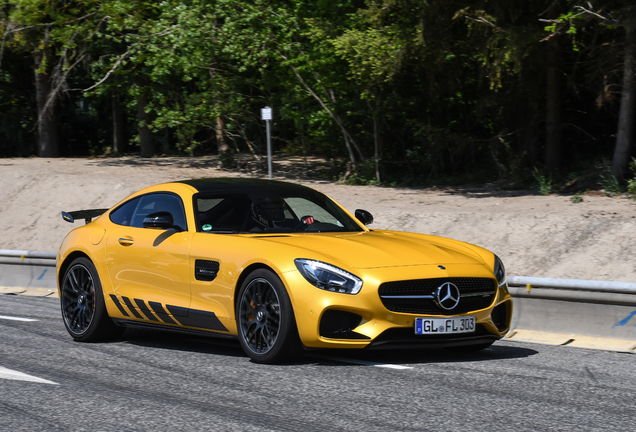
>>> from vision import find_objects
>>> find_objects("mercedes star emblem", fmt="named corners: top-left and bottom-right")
top-left (435, 282), bottom-right (461, 310)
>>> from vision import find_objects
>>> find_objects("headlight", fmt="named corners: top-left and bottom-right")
top-left (294, 259), bottom-right (362, 295)
top-left (494, 255), bottom-right (506, 286)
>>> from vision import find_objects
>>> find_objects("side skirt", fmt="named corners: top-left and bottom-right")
top-left (112, 318), bottom-right (237, 340)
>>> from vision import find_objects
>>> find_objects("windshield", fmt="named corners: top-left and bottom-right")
top-left (193, 187), bottom-right (363, 234)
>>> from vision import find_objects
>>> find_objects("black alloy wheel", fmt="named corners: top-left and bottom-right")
top-left (61, 262), bottom-right (96, 335)
top-left (236, 269), bottom-right (303, 363)
top-left (60, 257), bottom-right (123, 341)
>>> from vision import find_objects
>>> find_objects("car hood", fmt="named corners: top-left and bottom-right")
top-left (253, 230), bottom-right (485, 269)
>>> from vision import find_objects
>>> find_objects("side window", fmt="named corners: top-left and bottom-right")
top-left (130, 193), bottom-right (188, 231)
top-left (195, 194), bottom-right (252, 232)
top-left (109, 197), bottom-right (141, 226)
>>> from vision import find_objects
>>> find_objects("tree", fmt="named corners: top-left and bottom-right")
top-left (611, 11), bottom-right (636, 180)
top-left (2, 0), bottom-right (103, 157)
top-left (549, 1), bottom-right (636, 180)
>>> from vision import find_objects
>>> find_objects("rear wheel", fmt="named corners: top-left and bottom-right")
top-left (236, 269), bottom-right (303, 363)
top-left (60, 257), bottom-right (123, 341)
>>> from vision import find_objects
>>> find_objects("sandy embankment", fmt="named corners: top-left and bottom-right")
top-left (1, 157), bottom-right (634, 281)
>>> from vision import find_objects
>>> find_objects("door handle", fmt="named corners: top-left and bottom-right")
top-left (118, 237), bottom-right (134, 246)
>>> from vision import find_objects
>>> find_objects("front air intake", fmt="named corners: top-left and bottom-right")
top-left (319, 310), bottom-right (369, 339)
top-left (491, 301), bottom-right (511, 332)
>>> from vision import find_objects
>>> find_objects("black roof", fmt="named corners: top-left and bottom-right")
top-left (175, 178), bottom-right (313, 193)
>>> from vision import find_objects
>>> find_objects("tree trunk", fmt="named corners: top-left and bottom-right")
top-left (289, 65), bottom-right (364, 167)
top-left (136, 88), bottom-right (155, 158)
top-left (215, 116), bottom-right (234, 167)
top-left (342, 130), bottom-right (356, 171)
top-left (112, 92), bottom-right (125, 156)
top-left (521, 71), bottom-right (540, 165)
top-left (34, 47), bottom-right (59, 157)
top-left (373, 116), bottom-right (381, 183)
top-left (524, 112), bottom-right (539, 165)
top-left (612, 21), bottom-right (636, 181)
top-left (215, 116), bottom-right (229, 154)
top-left (544, 35), bottom-right (563, 173)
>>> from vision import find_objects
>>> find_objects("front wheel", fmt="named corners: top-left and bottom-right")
top-left (60, 257), bottom-right (123, 342)
top-left (236, 269), bottom-right (303, 363)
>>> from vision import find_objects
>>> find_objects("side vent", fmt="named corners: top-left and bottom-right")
top-left (195, 260), bottom-right (220, 282)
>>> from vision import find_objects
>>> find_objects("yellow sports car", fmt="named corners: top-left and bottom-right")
top-left (57, 178), bottom-right (512, 363)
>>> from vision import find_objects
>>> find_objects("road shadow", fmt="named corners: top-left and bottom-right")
top-left (433, 184), bottom-right (539, 199)
top-left (85, 154), bottom-right (332, 182)
top-left (119, 327), bottom-right (246, 358)
top-left (117, 327), bottom-right (537, 366)
top-left (306, 342), bottom-right (538, 367)
top-left (87, 156), bottom-right (221, 169)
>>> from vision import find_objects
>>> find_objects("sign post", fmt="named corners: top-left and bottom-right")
top-left (261, 106), bottom-right (273, 179)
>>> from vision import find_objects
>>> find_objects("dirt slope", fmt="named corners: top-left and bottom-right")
top-left (1, 156), bottom-right (634, 281)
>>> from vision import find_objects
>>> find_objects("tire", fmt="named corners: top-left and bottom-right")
top-left (60, 257), bottom-right (124, 342)
top-left (236, 269), bottom-right (303, 363)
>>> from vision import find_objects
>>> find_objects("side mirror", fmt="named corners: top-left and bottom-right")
top-left (355, 209), bottom-right (374, 226)
top-left (143, 211), bottom-right (175, 230)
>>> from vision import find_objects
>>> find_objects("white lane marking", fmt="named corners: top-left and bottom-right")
top-left (309, 355), bottom-right (413, 369)
top-left (0, 315), bottom-right (38, 322)
top-left (0, 366), bottom-right (58, 385)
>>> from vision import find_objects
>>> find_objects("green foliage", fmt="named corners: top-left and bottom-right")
top-left (627, 158), bottom-right (636, 198)
top-left (532, 168), bottom-right (555, 196)
top-left (570, 193), bottom-right (584, 203)
top-left (599, 172), bottom-right (623, 195)
top-left (0, 49), bottom-right (35, 156)
top-left (218, 148), bottom-right (235, 169)
top-left (0, 0), bottom-right (632, 191)
top-left (342, 160), bottom-right (380, 185)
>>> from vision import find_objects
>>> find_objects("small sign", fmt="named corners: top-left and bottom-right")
top-left (261, 106), bottom-right (272, 121)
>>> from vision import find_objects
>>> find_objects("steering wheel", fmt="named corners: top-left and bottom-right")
top-left (293, 215), bottom-right (317, 232)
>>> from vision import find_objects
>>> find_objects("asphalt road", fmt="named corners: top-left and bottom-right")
top-left (1, 295), bottom-right (635, 431)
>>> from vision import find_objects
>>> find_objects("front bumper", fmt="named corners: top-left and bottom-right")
top-left (280, 264), bottom-right (513, 349)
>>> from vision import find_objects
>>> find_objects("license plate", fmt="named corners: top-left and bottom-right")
top-left (414, 316), bottom-right (475, 335)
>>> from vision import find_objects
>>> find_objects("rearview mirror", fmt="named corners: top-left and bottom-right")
top-left (355, 209), bottom-right (374, 226)
top-left (143, 211), bottom-right (176, 230)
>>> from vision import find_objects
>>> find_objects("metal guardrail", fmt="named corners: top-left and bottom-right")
top-left (508, 276), bottom-right (636, 294)
top-left (1, 249), bottom-right (635, 302)
top-left (0, 250), bottom-right (57, 267)
top-left (507, 276), bottom-right (636, 307)
top-left (0, 250), bottom-right (57, 259)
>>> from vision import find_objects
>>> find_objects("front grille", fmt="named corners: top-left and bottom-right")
top-left (378, 277), bottom-right (496, 315)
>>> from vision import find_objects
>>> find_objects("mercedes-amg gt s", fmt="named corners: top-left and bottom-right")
top-left (58, 178), bottom-right (512, 363)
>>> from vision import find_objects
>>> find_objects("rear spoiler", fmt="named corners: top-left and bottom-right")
top-left (61, 209), bottom-right (109, 224)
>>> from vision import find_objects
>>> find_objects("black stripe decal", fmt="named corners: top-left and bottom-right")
top-left (109, 294), bottom-right (129, 317)
top-left (148, 301), bottom-right (178, 325)
top-left (122, 296), bottom-right (143, 319)
top-left (165, 305), bottom-right (228, 332)
top-left (134, 299), bottom-right (159, 321)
